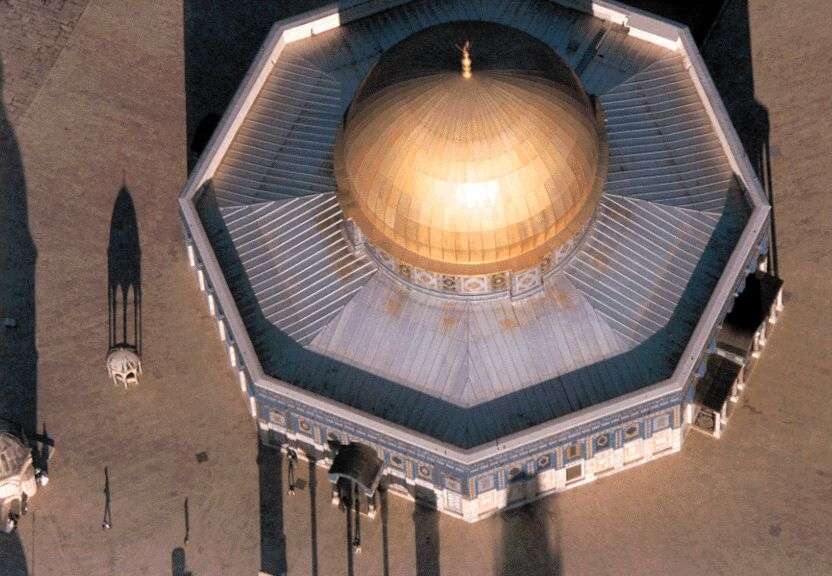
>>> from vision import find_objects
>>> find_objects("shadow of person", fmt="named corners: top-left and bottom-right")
top-left (107, 185), bottom-right (142, 354)
top-left (171, 547), bottom-right (193, 576)
top-left (0, 54), bottom-right (36, 576)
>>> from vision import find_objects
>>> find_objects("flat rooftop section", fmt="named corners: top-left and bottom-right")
top-left (199, 0), bottom-right (752, 447)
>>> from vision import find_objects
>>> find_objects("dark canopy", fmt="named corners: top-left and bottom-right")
top-left (328, 443), bottom-right (384, 495)
top-left (718, 272), bottom-right (783, 355)
top-left (697, 354), bottom-right (742, 412)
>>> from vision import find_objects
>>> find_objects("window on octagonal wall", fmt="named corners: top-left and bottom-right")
top-left (565, 442), bottom-right (583, 462)
top-left (565, 462), bottom-right (583, 483)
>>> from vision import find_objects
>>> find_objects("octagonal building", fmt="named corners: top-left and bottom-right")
top-left (180, 0), bottom-right (782, 521)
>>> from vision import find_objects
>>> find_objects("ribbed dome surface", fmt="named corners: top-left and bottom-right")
top-left (334, 21), bottom-right (607, 276)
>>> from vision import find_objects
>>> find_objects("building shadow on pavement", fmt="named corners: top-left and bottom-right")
top-left (498, 476), bottom-right (562, 576)
top-left (0, 54), bottom-right (35, 576)
top-left (702, 0), bottom-right (778, 275)
top-left (107, 185), bottom-right (142, 355)
top-left (182, 0), bottom-right (331, 172)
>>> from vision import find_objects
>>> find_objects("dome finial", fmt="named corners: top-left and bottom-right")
top-left (459, 40), bottom-right (472, 79)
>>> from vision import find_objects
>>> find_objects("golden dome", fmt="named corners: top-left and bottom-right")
top-left (334, 21), bottom-right (607, 276)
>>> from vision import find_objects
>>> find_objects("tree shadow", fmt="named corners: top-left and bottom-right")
top-left (107, 185), bottom-right (141, 354)
top-left (258, 439), bottom-right (287, 576)
top-left (0, 53), bottom-right (34, 575)
top-left (701, 0), bottom-right (777, 275)
top-left (498, 475), bottom-right (562, 576)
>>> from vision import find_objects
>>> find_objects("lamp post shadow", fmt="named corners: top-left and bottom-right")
top-left (413, 486), bottom-right (440, 576)
top-left (380, 487), bottom-right (390, 576)
top-left (107, 185), bottom-right (142, 355)
top-left (171, 546), bottom-right (193, 576)
top-left (102, 466), bottom-right (112, 530)
top-left (258, 440), bottom-right (287, 576)
top-left (308, 459), bottom-right (319, 576)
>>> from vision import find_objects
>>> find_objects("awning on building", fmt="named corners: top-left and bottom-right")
top-left (328, 443), bottom-right (384, 496)
top-left (718, 272), bottom-right (783, 356)
top-left (697, 354), bottom-right (743, 412)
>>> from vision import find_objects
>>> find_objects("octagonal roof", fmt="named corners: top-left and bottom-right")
top-left (181, 0), bottom-right (770, 452)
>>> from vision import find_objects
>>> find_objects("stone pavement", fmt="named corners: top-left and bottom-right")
top-left (0, 0), bottom-right (831, 575)
top-left (0, 0), bottom-right (90, 122)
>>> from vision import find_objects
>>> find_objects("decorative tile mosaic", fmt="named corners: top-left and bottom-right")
top-left (476, 474), bottom-right (495, 494)
top-left (623, 421), bottom-right (641, 441)
top-left (445, 475), bottom-right (463, 493)
top-left (441, 275), bottom-right (458, 293)
top-left (417, 463), bottom-right (433, 480)
top-left (511, 267), bottom-right (542, 296)
top-left (652, 414), bottom-right (671, 432)
top-left (460, 275), bottom-right (488, 294)
top-left (413, 267), bottom-right (439, 290)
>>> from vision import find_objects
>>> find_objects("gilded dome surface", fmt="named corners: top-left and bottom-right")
top-left (334, 21), bottom-right (607, 276)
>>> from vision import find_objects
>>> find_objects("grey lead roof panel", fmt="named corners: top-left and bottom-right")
top-left (201, 193), bottom-right (376, 346)
top-left (602, 54), bottom-right (738, 212)
top-left (310, 273), bottom-right (627, 408)
top-left (198, 0), bottom-right (752, 447)
top-left (213, 59), bottom-right (342, 207)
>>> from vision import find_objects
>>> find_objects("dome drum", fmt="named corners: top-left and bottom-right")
top-left (343, 212), bottom-right (596, 298)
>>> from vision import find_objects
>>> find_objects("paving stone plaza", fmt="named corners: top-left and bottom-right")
top-left (1, 1), bottom-right (831, 575)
